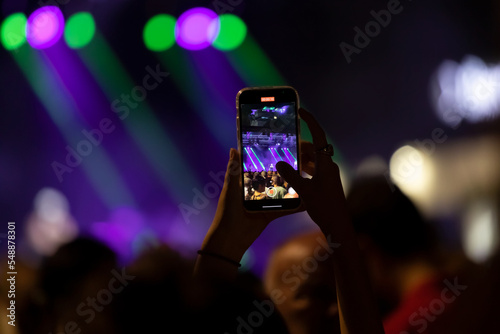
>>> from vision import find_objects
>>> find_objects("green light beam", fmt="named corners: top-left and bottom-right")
top-left (10, 43), bottom-right (136, 208)
top-left (224, 33), bottom-right (346, 164)
top-left (76, 33), bottom-right (200, 203)
top-left (250, 148), bottom-right (265, 170)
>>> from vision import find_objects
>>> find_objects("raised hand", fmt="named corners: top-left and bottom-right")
top-left (195, 148), bottom-right (302, 279)
top-left (277, 108), bottom-right (385, 334)
top-left (277, 108), bottom-right (349, 234)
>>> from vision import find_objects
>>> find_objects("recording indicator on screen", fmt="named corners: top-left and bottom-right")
top-left (261, 97), bottom-right (275, 102)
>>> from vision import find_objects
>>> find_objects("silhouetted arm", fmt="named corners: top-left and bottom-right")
top-left (194, 148), bottom-right (302, 281)
top-left (277, 108), bottom-right (385, 334)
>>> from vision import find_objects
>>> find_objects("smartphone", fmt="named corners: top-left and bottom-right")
top-left (236, 86), bottom-right (301, 211)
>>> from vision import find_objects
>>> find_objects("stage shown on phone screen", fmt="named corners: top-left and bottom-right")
top-left (240, 102), bottom-right (298, 173)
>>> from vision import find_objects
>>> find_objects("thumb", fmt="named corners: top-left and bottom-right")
top-left (276, 161), bottom-right (306, 194)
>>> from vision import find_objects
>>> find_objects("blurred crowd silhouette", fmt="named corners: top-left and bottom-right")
top-left (244, 171), bottom-right (298, 200)
top-left (2, 172), bottom-right (499, 334)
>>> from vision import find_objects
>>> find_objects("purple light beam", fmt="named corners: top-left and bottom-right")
top-left (27, 6), bottom-right (64, 49)
top-left (175, 7), bottom-right (219, 50)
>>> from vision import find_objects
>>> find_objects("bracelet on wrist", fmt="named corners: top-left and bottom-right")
top-left (197, 250), bottom-right (241, 268)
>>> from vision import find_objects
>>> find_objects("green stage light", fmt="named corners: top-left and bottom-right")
top-left (1, 13), bottom-right (27, 50)
top-left (143, 14), bottom-right (176, 52)
top-left (64, 12), bottom-right (96, 49)
top-left (212, 14), bottom-right (247, 51)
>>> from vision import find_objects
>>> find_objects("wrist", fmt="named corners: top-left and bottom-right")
top-left (318, 217), bottom-right (357, 246)
top-left (197, 249), bottom-right (242, 267)
top-left (200, 222), bottom-right (249, 263)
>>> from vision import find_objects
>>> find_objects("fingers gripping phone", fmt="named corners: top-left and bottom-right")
top-left (236, 86), bottom-right (301, 211)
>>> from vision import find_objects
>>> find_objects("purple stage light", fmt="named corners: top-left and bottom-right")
top-left (281, 148), bottom-right (293, 164)
top-left (269, 148), bottom-right (279, 162)
top-left (26, 6), bottom-right (64, 49)
top-left (175, 7), bottom-right (219, 50)
top-left (90, 207), bottom-right (146, 262)
top-left (245, 147), bottom-right (258, 171)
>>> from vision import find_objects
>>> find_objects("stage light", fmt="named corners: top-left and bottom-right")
top-left (26, 188), bottom-right (78, 256)
top-left (143, 14), bottom-right (176, 52)
top-left (64, 12), bottom-right (95, 49)
top-left (212, 14), bottom-right (247, 51)
top-left (245, 147), bottom-right (258, 171)
top-left (90, 207), bottom-right (146, 261)
top-left (26, 6), bottom-right (64, 49)
top-left (463, 200), bottom-right (498, 263)
top-left (175, 7), bottom-right (219, 50)
top-left (269, 148), bottom-right (279, 162)
top-left (274, 148), bottom-right (283, 161)
top-left (283, 148), bottom-right (293, 164)
top-left (389, 145), bottom-right (435, 203)
top-left (286, 148), bottom-right (297, 161)
top-left (250, 147), bottom-right (265, 170)
top-left (431, 55), bottom-right (500, 126)
top-left (1, 13), bottom-right (27, 50)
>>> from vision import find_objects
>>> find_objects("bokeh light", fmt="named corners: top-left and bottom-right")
top-left (0, 12), bottom-right (27, 50)
top-left (90, 207), bottom-right (146, 262)
top-left (212, 14), bottom-right (247, 51)
top-left (143, 14), bottom-right (176, 52)
top-left (26, 6), bottom-right (65, 49)
top-left (64, 12), bottom-right (96, 49)
top-left (26, 188), bottom-right (78, 256)
top-left (462, 199), bottom-right (498, 263)
top-left (175, 7), bottom-right (219, 50)
top-left (390, 145), bottom-right (435, 202)
top-left (431, 55), bottom-right (500, 127)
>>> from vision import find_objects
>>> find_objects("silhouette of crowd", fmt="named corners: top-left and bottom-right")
top-left (244, 171), bottom-right (298, 200)
top-left (2, 109), bottom-right (499, 334)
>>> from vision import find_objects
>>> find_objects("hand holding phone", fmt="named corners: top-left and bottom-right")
top-left (275, 108), bottom-right (345, 231)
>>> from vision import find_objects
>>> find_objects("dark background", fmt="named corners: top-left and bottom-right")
top-left (1, 0), bottom-right (498, 273)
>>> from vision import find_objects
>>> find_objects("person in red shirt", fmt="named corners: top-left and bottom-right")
top-left (346, 175), bottom-right (461, 334)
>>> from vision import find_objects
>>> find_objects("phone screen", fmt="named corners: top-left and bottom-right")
top-left (237, 87), bottom-right (301, 211)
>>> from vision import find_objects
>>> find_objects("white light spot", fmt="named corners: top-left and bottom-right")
top-left (463, 200), bottom-right (498, 263)
top-left (390, 145), bottom-right (435, 200)
top-left (431, 55), bottom-right (500, 126)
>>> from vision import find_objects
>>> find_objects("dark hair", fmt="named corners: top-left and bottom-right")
top-left (347, 175), bottom-right (437, 260)
top-left (252, 175), bottom-right (266, 190)
top-left (272, 175), bottom-right (284, 187)
top-left (38, 237), bottom-right (117, 299)
top-left (21, 238), bottom-right (117, 334)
